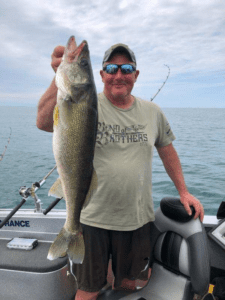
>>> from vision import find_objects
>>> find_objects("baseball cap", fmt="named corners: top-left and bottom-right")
top-left (102, 43), bottom-right (136, 66)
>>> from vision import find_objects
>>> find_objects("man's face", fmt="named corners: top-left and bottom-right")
top-left (100, 54), bottom-right (139, 100)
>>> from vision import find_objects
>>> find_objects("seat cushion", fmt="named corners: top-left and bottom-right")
top-left (0, 239), bottom-right (67, 272)
top-left (154, 232), bottom-right (190, 276)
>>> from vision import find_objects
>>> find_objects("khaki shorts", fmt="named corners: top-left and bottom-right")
top-left (72, 222), bottom-right (154, 292)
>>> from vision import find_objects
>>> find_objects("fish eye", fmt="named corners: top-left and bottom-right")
top-left (80, 59), bottom-right (88, 67)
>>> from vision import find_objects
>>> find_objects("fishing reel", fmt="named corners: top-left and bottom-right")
top-left (19, 186), bottom-right (31, 199)
top-left (19, 182), bottom-right (43, 213)
top-left (19, 182), bottom-right (41, 199)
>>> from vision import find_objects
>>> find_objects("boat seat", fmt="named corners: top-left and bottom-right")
top-left (145, 197), bottom-right (210, 299)
top-left (97, 197), bottom-right (210, 300)
top-left (0, 239), bottom-right (68, 272)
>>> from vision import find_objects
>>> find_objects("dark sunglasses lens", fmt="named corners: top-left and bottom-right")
top-left (121, 64), bottom-right (135, 74)
top-left (105, 64), bottom-right (118, 74)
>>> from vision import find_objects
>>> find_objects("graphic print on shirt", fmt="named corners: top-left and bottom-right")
top-left (96, 122), bottom-right (148, 146)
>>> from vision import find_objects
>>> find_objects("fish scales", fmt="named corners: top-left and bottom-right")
top-left (47, 36), bottom-right (98, 264)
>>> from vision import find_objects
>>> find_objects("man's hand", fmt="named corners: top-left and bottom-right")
top-left (180, 192), bottom-right (204, 222)
top-left (51, 46), bottom-right (65, 72)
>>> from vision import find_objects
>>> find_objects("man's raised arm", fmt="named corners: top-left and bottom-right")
top-left (36, 45), bottom-right (65, 132)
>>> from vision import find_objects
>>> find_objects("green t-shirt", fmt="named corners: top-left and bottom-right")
top-left (80, 92), bottom-right (175, 231)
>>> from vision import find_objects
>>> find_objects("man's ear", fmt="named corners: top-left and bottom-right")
top-left (135, 70), bottom-right (140, 81)
top-left (100, 70), bottom-right (105, 83)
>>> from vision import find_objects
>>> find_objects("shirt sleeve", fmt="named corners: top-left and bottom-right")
top-left (155, 109), bottom-right (176, 148)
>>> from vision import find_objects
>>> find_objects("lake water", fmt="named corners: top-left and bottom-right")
top-left (0, 106), bottom-right (224, 216)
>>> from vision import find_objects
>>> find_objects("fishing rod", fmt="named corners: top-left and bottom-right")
top-left (0, 127), bottom-right (12, 162)
top-left (0, 165), bottom-right (63, 228)
top-left (36, 164), bottom-right (57, 190)
top-left (150, 65), bottom-right (170, 101)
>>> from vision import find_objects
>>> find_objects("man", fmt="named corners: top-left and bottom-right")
top-left (36, 39), bottom-right (204, 300)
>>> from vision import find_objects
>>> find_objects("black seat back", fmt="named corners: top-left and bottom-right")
top-left (147, 197), bottom-right (210, 299)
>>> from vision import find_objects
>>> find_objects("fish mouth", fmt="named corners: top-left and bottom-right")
top-left (75, 40), bottom-right (88, 57)
top-left (66, 37), bottom-right (88, 62)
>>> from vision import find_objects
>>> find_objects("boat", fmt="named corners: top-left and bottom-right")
top-left (0, 166), bottom-right (225, 300)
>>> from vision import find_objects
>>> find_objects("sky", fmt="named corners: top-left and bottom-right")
top-left (0, 0), bottom-right (224, 108)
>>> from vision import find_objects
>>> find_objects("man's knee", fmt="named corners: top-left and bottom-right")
top-left (119, 278), bottom-right (136, 291)
top-left (75, 289), bottom-right (99, 300)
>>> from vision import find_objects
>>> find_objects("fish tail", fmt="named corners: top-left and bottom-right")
top-left (67, 231), bottom-right (85, 264)
top-left (47, 227), bottom-right (69, 260)
top-left (47, 227), bottom-right (85, 264)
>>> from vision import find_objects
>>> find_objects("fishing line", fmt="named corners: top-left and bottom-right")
top-left (150, 65), bottom-right (170, 101)
top-left (0, 127), bottom-right (12, 162)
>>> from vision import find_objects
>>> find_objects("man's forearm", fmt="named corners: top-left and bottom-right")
top-left (157, 143), bottom-right (188, 196)
top-left (157, 143), bottom-right (204, 221)
top-left (36, 77), bottom-right (57, 132)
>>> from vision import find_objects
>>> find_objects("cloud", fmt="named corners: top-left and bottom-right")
top-left (0, 0), bottom-right (224, 106)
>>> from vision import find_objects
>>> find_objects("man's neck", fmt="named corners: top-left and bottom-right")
top-left (104, 92), bottom-right (134, 109)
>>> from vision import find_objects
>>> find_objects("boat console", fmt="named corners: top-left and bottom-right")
top-left (208, 202), bottom-right (225, 250)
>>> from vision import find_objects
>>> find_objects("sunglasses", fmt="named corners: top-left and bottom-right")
top-left (103, 64), bottom-right (136, 74)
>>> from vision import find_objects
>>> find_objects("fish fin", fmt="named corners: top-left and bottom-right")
top-left (82, 168), bottom-right (98, 209)
top-left (47, 227), bottom-right (85, 264)
top-left (47, 227), bottom-right (69, 260)
top-left (67, 231), bottom-right (85, 264)
top-left (48, 177), bottom-right (64, 199)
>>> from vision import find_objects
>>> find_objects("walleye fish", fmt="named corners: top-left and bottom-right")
top-left (47, 36), bottom-right (98, 264)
